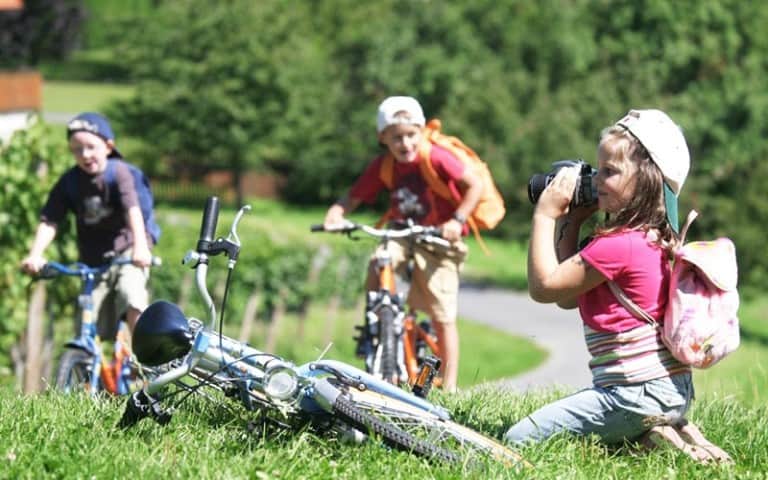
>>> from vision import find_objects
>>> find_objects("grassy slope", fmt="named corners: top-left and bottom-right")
top-left (42, 81), bottom-right (134, 113)
top-left (1, 387), bottom-right (765, 479)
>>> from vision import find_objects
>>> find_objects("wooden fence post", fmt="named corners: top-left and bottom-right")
top-left (264, 288), bottom-right (287, 354)
top-left (323, 257), bottom-right (349, 347)
top-left (296, 246), bottom-right (331, 341)
top-left (23, 281), bottom-right (47, 393)
top-left (238, 290), bottom-right (260, 343)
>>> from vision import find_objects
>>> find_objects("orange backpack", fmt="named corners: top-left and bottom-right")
top-left (379, 119), bottom-right (506, 252)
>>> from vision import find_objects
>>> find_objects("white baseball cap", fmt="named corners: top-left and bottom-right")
top-left (615, 109), bottom-right (690, 233)
top-left (376, 96), bottom-right (425, 133)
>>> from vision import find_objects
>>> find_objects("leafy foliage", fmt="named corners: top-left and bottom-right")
top-left (0, 118), bottom-right (77, 370)
top-left (105, 0), bottom-right (768, 295)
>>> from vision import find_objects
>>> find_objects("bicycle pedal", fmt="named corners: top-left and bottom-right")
top-left (411, 356), bottom-right (441, 399)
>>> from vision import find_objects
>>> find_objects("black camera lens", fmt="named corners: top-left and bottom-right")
top-left (528, 159), bottom-right (597, 208)
top-left (527, 173), bottom-right (552, 204)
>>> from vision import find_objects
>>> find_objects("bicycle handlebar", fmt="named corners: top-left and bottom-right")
top-left (37, 257), bottom-right (162, 279)
top-left (197, 196), bottom-right (220, 252)
top-left (311, 222), bottom-right (450, 248)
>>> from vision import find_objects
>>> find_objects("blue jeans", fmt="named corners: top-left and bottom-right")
top-left (505, 373), bottom-right (694, 445)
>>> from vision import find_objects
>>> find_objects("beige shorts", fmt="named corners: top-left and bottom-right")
top-left (366, 238), bottom-right (468, 324)
top-left (88, 250), bottom-right (149, 339)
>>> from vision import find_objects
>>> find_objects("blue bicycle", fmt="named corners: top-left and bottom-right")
top-left (119, 197), bottom-right (529, 468)
top-left (36, 256), bottom-right (159, 395)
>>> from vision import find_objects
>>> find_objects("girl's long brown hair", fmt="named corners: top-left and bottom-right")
top-left (595, 126), bottom-right (680, 254)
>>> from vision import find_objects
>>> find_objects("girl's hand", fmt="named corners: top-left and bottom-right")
top-left (534, 167), bottom-right (579, 219)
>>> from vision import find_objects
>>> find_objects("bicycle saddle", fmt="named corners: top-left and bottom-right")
top-left (133, 300), bottom-right (193, 366)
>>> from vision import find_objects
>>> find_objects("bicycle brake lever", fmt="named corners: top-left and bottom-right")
top-left (226, 204), bottom-right (252, 247)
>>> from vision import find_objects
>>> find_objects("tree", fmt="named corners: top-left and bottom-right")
top-left (0, 0), bottom-right (85, 68)
top-left (111, 0), bottom-right (340, 207)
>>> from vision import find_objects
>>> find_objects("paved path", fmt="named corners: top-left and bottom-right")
top-left (458, 284), bottom-right (592, 392)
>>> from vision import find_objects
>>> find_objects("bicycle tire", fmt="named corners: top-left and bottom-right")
top-left (55, 348), bottom-right (94, 393)
top-left (376, 305), bottom-right (398, 383)
top-left (332, 393), bottom-right (461, 463)
top-left (338, 387), bottom-right (531, 468)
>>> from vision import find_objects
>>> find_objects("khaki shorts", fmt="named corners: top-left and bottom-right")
top-left (87, 250), bottom-right (149, 339)
top-left (366, 238), bottom-right (468, 324)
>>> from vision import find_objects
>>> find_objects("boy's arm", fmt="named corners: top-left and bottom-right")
top-left (127, 206), bottom-right (152, 267)
top-left (21, 222), bottom-right (57, 274)
top-left (324, 194), bottom-right (362, 228)
top-left (441, 167), bottom-right (483, 242)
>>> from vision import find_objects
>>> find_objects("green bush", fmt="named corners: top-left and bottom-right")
top-left (0, 117), bottom-right (77, 371)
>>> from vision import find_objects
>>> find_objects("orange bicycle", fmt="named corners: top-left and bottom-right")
top-left (312, 220), bottom-right (448, 393)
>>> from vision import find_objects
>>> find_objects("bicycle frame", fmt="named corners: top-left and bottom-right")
top-left (39, 259), bottom-right (137, 395)
top-left (313, 221), bottom-right (445, 387)
top-left (120, 197), bottom-right (530, 469)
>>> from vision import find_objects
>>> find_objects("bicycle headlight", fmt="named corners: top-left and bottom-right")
top-left (264, 364), bottom-right (298, 401)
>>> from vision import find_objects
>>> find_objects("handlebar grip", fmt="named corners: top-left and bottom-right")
top-left (310, 224), bottom-right (325, 232)
top-left (37, 264), bottom-right (60, 279)
top-left (197, 196), bottom-right (220, 252)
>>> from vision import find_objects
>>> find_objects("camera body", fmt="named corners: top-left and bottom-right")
top-left (528, 159), bottom-right (598, 208)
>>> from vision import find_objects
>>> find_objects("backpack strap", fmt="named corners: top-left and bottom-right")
top-left (607, 281), bottom-right (659, 328)
top-left (417, 120), bottom-right (490, 254)
top-left (377, 121), bottom-right (491, 254)
top-left (678, 210), bottom-right (698, 245)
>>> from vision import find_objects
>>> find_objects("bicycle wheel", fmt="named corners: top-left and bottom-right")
top-left (376, 305), bottom-right (399, 383)
top-left (335, 387), bottom-right (530, 468)
top-left (55, 348), bottom-right (94, 393)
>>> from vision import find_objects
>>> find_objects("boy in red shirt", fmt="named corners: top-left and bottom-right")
top-left (323, 96), bottom-right (482, 392)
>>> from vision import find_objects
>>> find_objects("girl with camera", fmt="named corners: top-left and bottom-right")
top-left (505, 109), bottom-right (731, 464)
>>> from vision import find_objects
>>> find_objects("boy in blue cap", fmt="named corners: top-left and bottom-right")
top-left (21, 112), bottom-right (154, 335)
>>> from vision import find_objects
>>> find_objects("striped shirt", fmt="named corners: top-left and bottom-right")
top-left (585, 323), bottom-right (690, 387)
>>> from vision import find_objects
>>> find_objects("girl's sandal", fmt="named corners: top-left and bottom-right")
top-left (640, 425), bottom-right (715, 464)
top-left (674, 421), bottom-right (734, 465)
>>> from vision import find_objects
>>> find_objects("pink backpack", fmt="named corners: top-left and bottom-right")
top-left (609, 211), bottom-right (740, 369)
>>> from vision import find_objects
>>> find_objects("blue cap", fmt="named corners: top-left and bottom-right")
top-left (66, 112), bottom-right (123, 158)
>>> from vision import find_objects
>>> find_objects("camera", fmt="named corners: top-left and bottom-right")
top-left (528, 159), bottom-right (598, 208)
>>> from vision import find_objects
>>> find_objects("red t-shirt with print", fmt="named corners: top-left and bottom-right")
top-left (349, 144), bottom-right (466, 230)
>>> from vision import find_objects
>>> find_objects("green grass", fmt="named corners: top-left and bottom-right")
top-left (42, 80), bottom-right (134, 113)
top-left (1, 385), bottom-right (765, 479)
top-left (462, 235), bottom-right (528, 290)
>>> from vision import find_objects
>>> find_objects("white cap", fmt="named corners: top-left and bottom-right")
top-left (376, 96), bottom-right (425, 133)
top-left (615, 109), bottom-right (690, 195)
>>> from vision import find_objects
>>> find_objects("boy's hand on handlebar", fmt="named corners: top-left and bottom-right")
top-left (132, 245), bottom-right (153, 268)
top-left (441, 219), bottom-right (463, 243)
top-left (323, 205), bottom-right (349, 231)
top-left (20, 255), bottom-right (46, 275)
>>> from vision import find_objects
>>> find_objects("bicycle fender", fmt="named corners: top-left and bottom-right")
top-left (304, 359), bottom-right (451, 420)
top-left (63, 338), bottom-right (96, 356)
